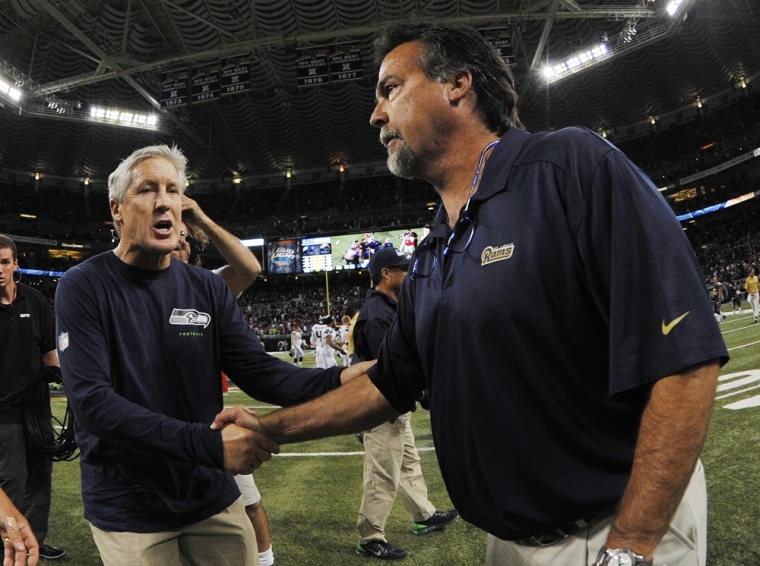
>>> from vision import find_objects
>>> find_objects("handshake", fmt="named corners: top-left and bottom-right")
top-left (210, 406), bottom-right (280, 475)
top-left (211, 360), bottom-right (378, 474)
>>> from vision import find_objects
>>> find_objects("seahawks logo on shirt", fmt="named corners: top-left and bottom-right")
top-left (169, 308), bottom-right (211, 328)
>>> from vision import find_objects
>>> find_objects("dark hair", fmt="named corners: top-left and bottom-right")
top-left (0, 235), bottom-right (17, 261)
top-left (343, 298), bottom-right (360, 318)
top-left (371, 265), bottom-right (406, 287)
top-left (371, 270), bottom-right (384, 287)
top-left (374, 23), bottom-right (522, 135)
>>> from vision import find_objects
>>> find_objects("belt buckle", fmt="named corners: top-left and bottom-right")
top-left (516, 518), bottom-right (590, 548)
top-left (523, 531), bottom-right (570, 547)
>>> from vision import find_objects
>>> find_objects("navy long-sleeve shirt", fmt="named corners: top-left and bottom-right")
top-left (56, 251), bottom-right (341, 532)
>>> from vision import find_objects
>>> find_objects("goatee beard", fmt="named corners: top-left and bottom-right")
top-left (387, 139), bottom-right (415, 179)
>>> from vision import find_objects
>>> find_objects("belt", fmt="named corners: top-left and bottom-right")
top-left (513, 507), bottom-right (615, 548)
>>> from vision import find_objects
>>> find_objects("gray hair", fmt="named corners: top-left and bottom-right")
top-left (108, 144), bottom-right (187, 203)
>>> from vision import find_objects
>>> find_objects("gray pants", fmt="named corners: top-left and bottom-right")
top-left (0, 423), bottom-right (53, 543)
top-left (486, 461), bottom-right (706, 566)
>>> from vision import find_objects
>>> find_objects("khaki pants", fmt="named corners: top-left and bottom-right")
top-left (91, 497), bottom-right (259, 566)
top-left (486, 461), bottom-right (707, 566)
top-left (357, 412), bottom-right (436, 543)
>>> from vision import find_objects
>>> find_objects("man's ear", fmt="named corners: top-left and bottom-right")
top-left (447, 69), bottom-right (474, 105)
top-left (110, 199), bottom-right (123, 231)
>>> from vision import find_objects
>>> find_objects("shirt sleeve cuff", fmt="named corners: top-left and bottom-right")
top-left (367, 362), bottom-right (416, 414)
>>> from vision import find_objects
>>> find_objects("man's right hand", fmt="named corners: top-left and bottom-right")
top-left (218, 418), bottom-right (280, 474)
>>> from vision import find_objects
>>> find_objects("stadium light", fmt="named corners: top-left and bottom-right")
top-left (0, 76), bottom-right (22, 102)
top-left (666, 0), bottom-right (684, 17)
top-left (87, 105), bottom-right (159, 130)
top-left (542, 43), bottom-right (611, 83)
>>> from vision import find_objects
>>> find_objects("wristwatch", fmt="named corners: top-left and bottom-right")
top-left (593, 547), bottom-right (654, 566)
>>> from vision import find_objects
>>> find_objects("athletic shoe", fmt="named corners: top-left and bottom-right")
top-left (413, 509), bottom-right (460, 535)
top-left (38, 543), bottom-right (66, 559)
top-left (356, 540), bottom-right (408, 560)
top-left (356, 432), bottom-right (365, 444)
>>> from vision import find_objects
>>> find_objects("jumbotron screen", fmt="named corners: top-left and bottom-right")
top-left (331, 227), bottom-right (427, 271)
top-left (299, 228), bottom-right (427, 273)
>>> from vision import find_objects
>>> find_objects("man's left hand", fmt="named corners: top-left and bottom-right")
top-left (1, 514), bottom-right (39, 566)
top-left (212, 408), bottom-right (280, 473)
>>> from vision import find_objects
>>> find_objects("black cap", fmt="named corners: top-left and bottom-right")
top-left (369, 247), bottom-right (410, 277)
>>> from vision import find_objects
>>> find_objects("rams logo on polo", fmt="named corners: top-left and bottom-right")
top-left (169, 308), bottom-right (211, 328)
top-left (481, 243), bottom-right (515, 266)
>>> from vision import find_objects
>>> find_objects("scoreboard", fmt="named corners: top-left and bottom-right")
top-left (301, 236), bottom-right (333, 273)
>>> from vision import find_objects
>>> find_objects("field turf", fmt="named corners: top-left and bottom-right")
top-left (47, 307), bottom-right (760, 564)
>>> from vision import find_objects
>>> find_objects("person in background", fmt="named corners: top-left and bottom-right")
top-left (343, 299), bottom-right (361, 360)
top-left (291, 326), bottom-right (305, 367)
top-left (171, 195), bottom-right (276, 566)
top-left (710, 275), bottom-right (726, 323)
top-left (746, 267), bottom-right (759, 323)
top-left (336, 316), bottom-right (352, 367)
top-left (321, 317), bottom-right (344, 369)
top-left (0, 235), bottom-right (65, 561)
top-left (352, 248), bottom-right (458, 561)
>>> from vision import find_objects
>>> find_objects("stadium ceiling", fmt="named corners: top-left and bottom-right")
top-left (0, 0), bottom-right (758, 183)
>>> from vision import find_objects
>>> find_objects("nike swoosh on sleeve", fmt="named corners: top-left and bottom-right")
top-left (662, 311), bottom-right (690, 335)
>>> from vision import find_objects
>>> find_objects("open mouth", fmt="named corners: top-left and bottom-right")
top-left (154, 220), bottom-right (173, 234)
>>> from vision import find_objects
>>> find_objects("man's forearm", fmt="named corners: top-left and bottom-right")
top-left (42, 350), bottom-right (58, 367)
top-left (191, 213), bottom-right (261, 294)
top-left (261, 374), bottom-right (398, 445)
top-left (605, 360), bottom-right (720, 559)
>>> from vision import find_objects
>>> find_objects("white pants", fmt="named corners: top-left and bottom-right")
top-left (234, 474), bottom-right (262, 507)
top-left (749, 292), bottom-right (759, 319)
top-left (314, 347), bottom-right (324, 368)
top-left (291, 344), bottom-right (304, 360)
top-left (319, 349), bottom-right (337, 368)
top-left (486, 461), bottom-right (706, 566)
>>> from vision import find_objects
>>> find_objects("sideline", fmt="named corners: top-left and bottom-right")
top-left (276, 447), bottom-right (436, 457)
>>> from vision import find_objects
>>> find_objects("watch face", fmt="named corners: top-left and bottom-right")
top-left (609, 552), bottom-right (635, 566)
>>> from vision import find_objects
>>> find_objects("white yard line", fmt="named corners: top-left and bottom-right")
top-left (276, 447), bottom-right (436, 457)
top-left (728, 339), bottom-right (760, 351)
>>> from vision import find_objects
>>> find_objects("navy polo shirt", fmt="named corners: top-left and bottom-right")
top-left (367, 126), bottom-right (728, 540)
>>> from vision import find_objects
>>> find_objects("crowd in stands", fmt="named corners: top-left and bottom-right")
top-left (236, 277), bottom-right (369, 341)
top-left (617, 87), bottom-right (760, 187)
top-left (3, 85), bottom-right (760, 333)
top-left (687, 201), bottom-right (760, 291)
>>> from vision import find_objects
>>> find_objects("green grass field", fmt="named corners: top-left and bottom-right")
top-left (45, 307), bottom-right (760, 565)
